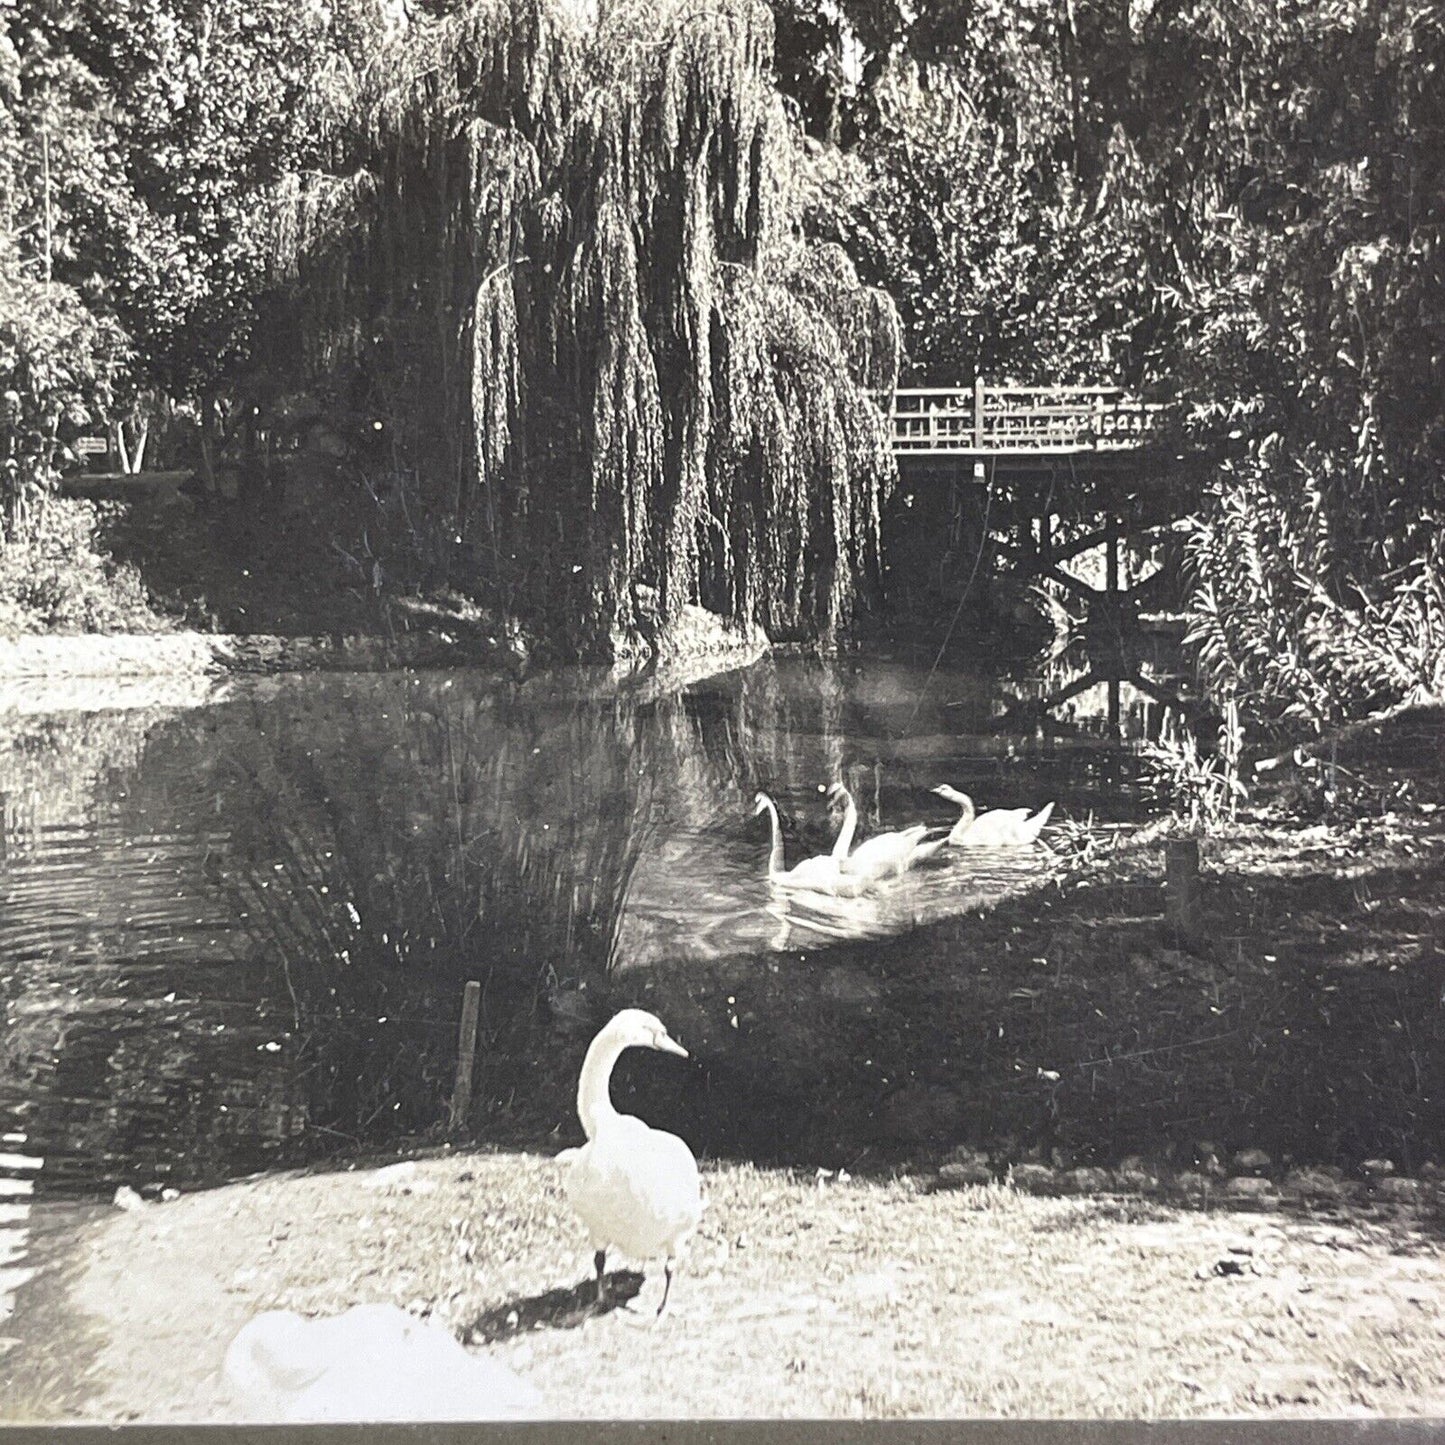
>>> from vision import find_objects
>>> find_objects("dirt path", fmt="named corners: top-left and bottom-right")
top-left (11, 1151), bottom-right (1445, 1422)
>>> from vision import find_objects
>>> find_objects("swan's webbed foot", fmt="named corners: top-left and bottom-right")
top-left (593, 1248), bottom-right (608, 1307)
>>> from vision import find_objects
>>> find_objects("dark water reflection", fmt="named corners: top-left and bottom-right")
top-left (0, 655), bottom-right (1152, 1196)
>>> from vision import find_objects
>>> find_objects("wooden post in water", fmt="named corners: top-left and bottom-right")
top-left (1105, 517), bottom-right (1121, 734)
top-left (1165, 839), bottom-right (1200, 937)
top-left (448, 980), bottom-right (482, 1135)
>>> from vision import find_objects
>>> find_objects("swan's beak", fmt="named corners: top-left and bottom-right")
top-left (656, 1033), bottom-right (689, 1059)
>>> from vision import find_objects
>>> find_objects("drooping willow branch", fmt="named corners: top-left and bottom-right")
top-left (257, 0), bottom-right (899, 654)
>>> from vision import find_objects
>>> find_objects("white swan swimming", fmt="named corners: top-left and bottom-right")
top-left (557, 1009), bottom-right (702, 1318)
top-left (827, 783), bottom-right (945, 880)
top-left (753, 791), bottom-right (864, 895)
top-left (931, 785), bottom-right (1055, 846)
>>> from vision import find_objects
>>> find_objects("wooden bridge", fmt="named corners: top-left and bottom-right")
top-left (880, 383), bottom-right (1193, 731)
top-left (883, 384), bottom-right (1160, 458)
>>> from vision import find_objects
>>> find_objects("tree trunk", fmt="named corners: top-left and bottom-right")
top-left (198, 393), bottom-right (220, 493)
top-left (128, 415), bottom-right (149, 473)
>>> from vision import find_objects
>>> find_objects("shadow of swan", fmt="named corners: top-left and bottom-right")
top-left (464, 1270), bottom-right (645, 1342)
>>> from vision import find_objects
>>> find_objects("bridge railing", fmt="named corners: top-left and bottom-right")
top-left (885, 384), bottom-right (1161, 456)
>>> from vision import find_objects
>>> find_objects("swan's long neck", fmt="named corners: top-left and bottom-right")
top-left (948, 790), bottom-right (976, 828)
top-left (760, 797), bottom-right (784, 879)
top-left (577, 1030), bottom-right (627, 1141)
top-left (940, 787), bottom-right (976, 843)
top-left (831, 790), bottom-right (858, 860)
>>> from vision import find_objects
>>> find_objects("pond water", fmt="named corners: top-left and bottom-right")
top-left (0, 651), bottom-right (1161, 1207)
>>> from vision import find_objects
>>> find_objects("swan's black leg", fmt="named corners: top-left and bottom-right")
top-left (656, 1257), bottom-right (676, 1318)
top-left (593, 1249), bottom-right (608, 1306)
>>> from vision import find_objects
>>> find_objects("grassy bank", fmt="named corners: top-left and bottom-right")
top-left (13, 1147), bottom-right (1445, 1422)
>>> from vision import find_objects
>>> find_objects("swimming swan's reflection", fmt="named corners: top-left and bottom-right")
top-left (764, 883), bottom-right (916, 949)
top-left (762, 847), bottom-right (1060, 951)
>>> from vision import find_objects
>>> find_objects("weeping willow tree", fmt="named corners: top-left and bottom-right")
top-left (260, 0), bottom-right (898, 655)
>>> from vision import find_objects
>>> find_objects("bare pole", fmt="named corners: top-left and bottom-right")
top-left (448, 980), bottom-right (483, 1134)
top-left (1165, 838), bottom-right (1201, 938)
top-left (41, 128), bottom-right (52, 285)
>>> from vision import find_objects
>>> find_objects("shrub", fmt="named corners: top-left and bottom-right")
top-left (1139, 699), bottom-right (1245, 832)
top-left (1185, 452), bottom-right (1445, 736)
top-left (0, 499), bottom-right (164, 635)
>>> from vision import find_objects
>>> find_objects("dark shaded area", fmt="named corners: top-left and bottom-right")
top-left (99, 492), bottom-right (390, 638)
top-left (583, 708), bottom-right (1445, 1182)
top-left (5, 669), bottom-right (1440, 1215)
top-left (464, 1270), bottom-right (645, 1343)
top-left (580, 835), bottom-right (1443, 1180)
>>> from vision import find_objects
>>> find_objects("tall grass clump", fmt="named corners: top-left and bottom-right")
top-left (1139, 699), bottom-right (1245, 832)
top-left (255, 0), bottom-right (897, 657)
top-left (217, 682), bottom-right (661, 1137)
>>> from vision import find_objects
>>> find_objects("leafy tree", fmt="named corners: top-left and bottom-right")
top-left (4, 0), bottom-right (348, 400)
top-left (0, 230), bottom-right (127, 535)
top-left (1146, 0), bottom-right (1445, 724)
top-left (257, 0), bottom-right (899, 655)
top-left (802, 49), bottom-right (1139, 386)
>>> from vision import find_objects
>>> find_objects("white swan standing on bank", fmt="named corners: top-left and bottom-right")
top-left (827, 783), bottom-right (945, 880)
top-left (557, 1009), bottom-right (702, 1318)
top-left (932, 785), bottom-right (1055, 846)
top-left (753, 791), bottom-right (861, 895)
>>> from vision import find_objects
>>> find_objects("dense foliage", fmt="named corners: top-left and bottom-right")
top-left (780, 0), bottom-right (1444, 725)
top-left (1165, 1), bottom-right (1445, 728)
top-left (0, 495), bottom-right (157, 632)
top-left (0, 234), bottom-right (125, 535)
top-left (796, 8), bottom-right (1141, 386)
top-left (1, 0), bottom-right (1440, 702)
top-left (3, 0), bottom-right (342, 398)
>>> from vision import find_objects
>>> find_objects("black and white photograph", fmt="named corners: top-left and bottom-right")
top-left (0, 0), bottom-right (1443, 1427)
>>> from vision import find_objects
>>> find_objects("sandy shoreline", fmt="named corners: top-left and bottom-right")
top-left (0, 607), bottom-right (769, 710)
